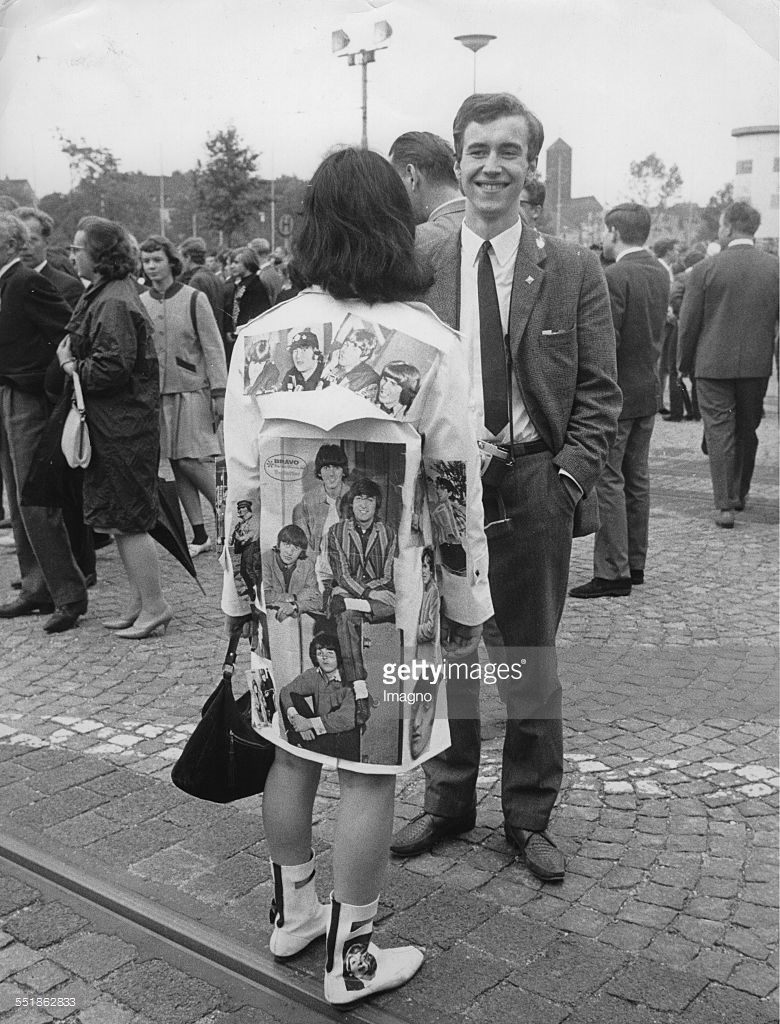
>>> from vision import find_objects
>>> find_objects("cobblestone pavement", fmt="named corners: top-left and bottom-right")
top-left (0, 382), bottom-right (777, 1023)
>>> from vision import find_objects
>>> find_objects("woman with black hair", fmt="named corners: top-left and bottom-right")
top-left (223, 147), bottom-right (491, 1005)
top-left (56, 217), bottom-right (169, 638)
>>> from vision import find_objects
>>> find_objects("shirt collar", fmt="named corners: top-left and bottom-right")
top-left (615, 246), bottom-right (646, 262)
top-left (34, 259), bottom-right (47, 273)
top-left (0, 256), bottom-right (20, 280)
top-left (461, 218), bottom-right (523, 268)
top-left (728, 238), bottom-right (754, 248)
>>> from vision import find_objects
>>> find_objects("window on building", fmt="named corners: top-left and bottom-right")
top-left (770, 194), bottom-right (779, 208)
top-left (736, 160), bottom-right (753, 174)
top-left (774, 157), bottom-right (780, 172)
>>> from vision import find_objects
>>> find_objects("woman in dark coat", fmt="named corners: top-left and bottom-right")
top-left (56, 217), bottom-right (172, 639)
top-left (229, 247), bottom-right (271, 332)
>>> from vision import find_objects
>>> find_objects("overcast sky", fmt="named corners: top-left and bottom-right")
top-left (0, 0), bottom-right (777, 208)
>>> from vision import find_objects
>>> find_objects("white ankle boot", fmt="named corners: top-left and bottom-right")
top-left (269, 852), bottom-right (330, 958)
top-left (323, 894), bottom-right (423, 1005)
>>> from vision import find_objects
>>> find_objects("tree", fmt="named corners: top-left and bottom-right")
top-left (58, 133), bottom-right (119, 185)
top-left (195, 128), bottom-right (265, 245)
top-left (627, 153), bottom-right (683, 209)
top-left (697, 181), bottom-right (734, 242)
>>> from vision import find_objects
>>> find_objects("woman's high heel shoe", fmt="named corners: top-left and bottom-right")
top-left (102, 612), bottom-right (140, 630)
top-left (115, 607), bottom-right (173, 640)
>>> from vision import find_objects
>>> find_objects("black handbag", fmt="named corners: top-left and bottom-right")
top-left (171, 628), bottom-right (275, 802)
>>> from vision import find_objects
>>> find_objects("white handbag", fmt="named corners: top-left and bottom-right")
top-left (60, 370), bottom-right (91, 469)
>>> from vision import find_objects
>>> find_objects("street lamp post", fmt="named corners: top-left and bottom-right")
top-left (333, 18), bottom-right (392, 149)
top-left (454, 34), bottom-right (496, 92)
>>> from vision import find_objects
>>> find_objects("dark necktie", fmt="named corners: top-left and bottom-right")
top-left (478, 241), bottom-right (508, 435)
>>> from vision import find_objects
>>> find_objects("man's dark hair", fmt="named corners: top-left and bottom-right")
top-left (180, 236), bottom-right (207, 264)
top-left (522, 178), bottom-right (546, 208)
top-left (309, 631), bottom-right (342, 667)
top-left (652, 237), bottom-right (678, 260)
top-left (346, 477), bottom-right (383, 516)
top-left (78, 216), bottom-right (135, 280)
top-left (139, 234), bottom-right (183, 277)
top-left (435, 476), bottom-right (455, 496)
top-left (315, 444), bottom-right (348, 478)
top-left (234, 247), bottom-right (260, 275)
top-left (277, 523), bottom-right (308, 550)
top-left (604, 203), bottom-right (652, 246)
top-left (452, 93), bottom-right (544, 163)
top-left (683, 250), bottom-right (705, 269)
top-left (388, 132), bottom-right (457, 186)
top-left (379, 361), bottom-right (421, 409)
top-left (15, 206), bottom-right (54, 237)
top-left (291, 147), bottom-right (433, 304)
top-left (722, 201), bottom-right (761, 237)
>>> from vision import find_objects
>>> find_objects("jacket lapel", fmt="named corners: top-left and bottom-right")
top-left (508, 227), bottom-right (546, 358)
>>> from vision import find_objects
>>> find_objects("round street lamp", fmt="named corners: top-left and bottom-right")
top-left (454, 34), bottom-right (497, 92)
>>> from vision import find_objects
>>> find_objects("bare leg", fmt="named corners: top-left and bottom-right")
top-left (114, 532), bottom-right (170, 627)
top-left (171, 458), bottom-right (216, 526)
top-left (171, 461), bottom-right (205, 533)
top-left (334, 769), bottom-right (395, 904)
top-left (262, 748), bottom-right (322, 864)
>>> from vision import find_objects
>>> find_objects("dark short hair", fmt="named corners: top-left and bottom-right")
top-left (422, 546), bottom-right (434, 572)
top-left (234, 247), bottom-right (260, 275)
top-left (652, 238), bottom-right (678, 259)
top-left (78, 217), bottom-right (135, 280)
top-left (180, 236), bottom-right (207, 263)
top-left (15, 206), bottom-right (54, 237)
top-left (379, 361), bottom-right (421, 409)
top-left (291, 147), bottom-right (433, 304)
top-left (315, 444), bottom-right (348, 478)
top-left (521, 178), bottom-right (546, 208)
top-left (435, 476), bottom-right (455, 495)
top-left (722, 201), bottom-right (761, 236)
top-left (343, 327), bottom-right (377, 360)
top-left (309, 631), bottom-right (342, 667)
top-left (452, 93), bottom-right (544, 163)
top-left (347, 477), bottom-right (383, 515)
top-left (388, 131), bottom-right (457, 187)
top-left (277, 523), bottom-right (308, 550)
top-left (683, 250), bottom-right (705, 269)
top-left (139, 234), bottom-right (182, 277)
top-left (604, 203), bottom-right (652, 246)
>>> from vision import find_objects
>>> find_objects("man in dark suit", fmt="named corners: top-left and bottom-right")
top-left (180, 236), bottom-right (226, 341)
top-left (570, 204), bottom-right (669, 597)
top-left (0, 213), bottom-right (88, 633)
top-left (16, 207), bottom-right (85, 308)
top-left (390, 93), bottom-right (621, 881)
top-left (678, 201), bottom-right (779, 527)
top-left (389, 131), bottom-right (466, 260)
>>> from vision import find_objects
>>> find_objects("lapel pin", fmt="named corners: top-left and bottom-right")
top-left (535, 234), bottom-right (545, 249)
top-left (525, 275), bottom-right (534, 284)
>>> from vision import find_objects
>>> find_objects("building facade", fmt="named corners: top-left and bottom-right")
top-left (731, 125), bottom-right (779, 245)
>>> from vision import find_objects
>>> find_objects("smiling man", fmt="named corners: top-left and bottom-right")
top-left (391, 93), bottom-right (621, 882)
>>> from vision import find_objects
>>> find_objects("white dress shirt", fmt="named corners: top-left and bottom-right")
top-left (459, 219), bottom-right (539, 445)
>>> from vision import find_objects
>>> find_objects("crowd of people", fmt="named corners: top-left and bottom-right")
top-left (0, 89), bottom-right (776, 1006)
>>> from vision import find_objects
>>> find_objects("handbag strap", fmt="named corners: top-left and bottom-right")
top-left (222, 625), bottom-right (246, 681)
top-left (71, 370), bottom-right (86, 413)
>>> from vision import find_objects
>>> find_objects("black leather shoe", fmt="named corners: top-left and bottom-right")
top-left (504, 824), bottom-right (565, 882)
top-left (568, 577), bottom-right (631, 599)
top-left (0, 596), bottom-right (55, 618)
top-left (43, 600), bottom-right (87, 634)
top-left (390, 811), bottom-right (476, 857)
top-left (630, 569), bottom-right (644, 585)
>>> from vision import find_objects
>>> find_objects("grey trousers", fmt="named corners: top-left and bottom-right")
top-left (423, 451), bottom-right (571, 832)
top-left (593, 414), bottom-right (655, 581)
top-left (696, 377), bottom-right (768, 509)
top-left (0, 385), bottom-right (86, 607)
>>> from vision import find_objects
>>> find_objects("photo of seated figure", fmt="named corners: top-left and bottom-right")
top-left (326, 477), bottom-right (397, 724)
top-left (376, 361), bottom-right (421, 419)
top-left (279, 328), bottom-right (328, 392)
top-left (321, 326), bottom-right (380, 401)
top-left (278, 632), bottom-right (361, 760)
top-left (230, 499), bottom-right (261, 601)
top-left (261, 523), bottom-right (323, 622)
top-left (244, 334), bottom-right (281, 395)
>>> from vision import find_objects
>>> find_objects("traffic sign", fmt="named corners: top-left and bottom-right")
top-left (278, 214), bottom-right (294, 237)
